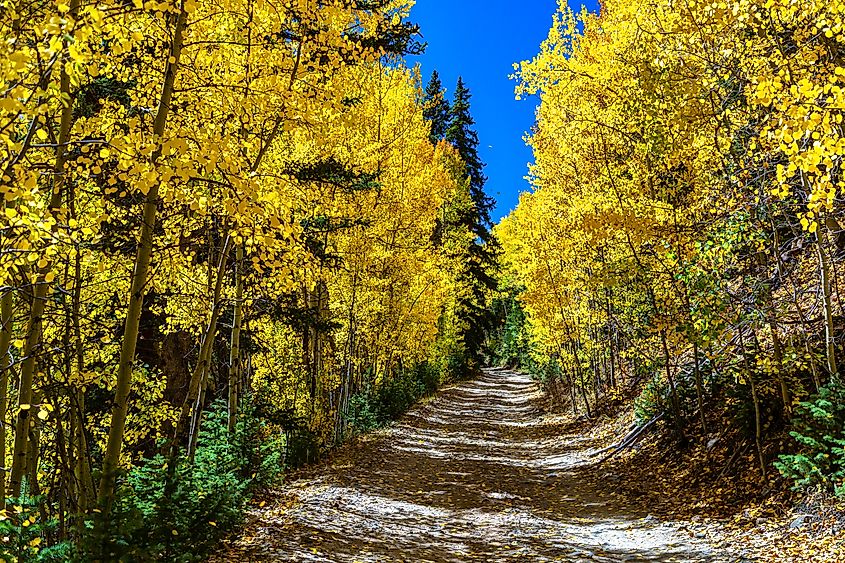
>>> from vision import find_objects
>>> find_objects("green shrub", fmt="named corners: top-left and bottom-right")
top-left (492, 297), bottom-right (533, 368)
top-left (346, 386), bottom-right (381, 434)
top-left (444, 349), bottom-right (471, 380)
top-left (775, 383), bottom-right (845, 496)
top-left (233, 399), bottom-right (286, 486)
top-left (528, 356), bottom-right (560, 386)
top-left (413, 362), bottom-right (441, 396)
top-left (83, 399), bottom-right (284, 561)
top-left (283, 425), bottom-right (321, 468)
top-left (0, 497), bottom-right (70, 562)
top-left (634, 374), bottom-right (667, 424)
top-left (346, 362), bottom-right (439, 435)
top-left (375, 373), bottom-right (424, 421)
top-left (631, 357), bottom-right (725, 425)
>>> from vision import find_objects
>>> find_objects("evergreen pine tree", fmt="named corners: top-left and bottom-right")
top-left (445, 77), bottom-right (494, 232)
top-left (432, 77), bottom-right (499, 376)
top-left (422, 71), bottom-right (451, 144)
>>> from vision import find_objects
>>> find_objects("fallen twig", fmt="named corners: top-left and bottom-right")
top-left (598, 412), bottom-right (664, 464)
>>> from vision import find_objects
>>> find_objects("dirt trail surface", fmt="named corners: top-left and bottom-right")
top-left (216, 369), bottom-right (737, 562)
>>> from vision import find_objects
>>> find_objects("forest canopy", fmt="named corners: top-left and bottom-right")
top-left (498, 0), bottom-right (845, 493)
top-left (0, 0), bottom-right (495, 558)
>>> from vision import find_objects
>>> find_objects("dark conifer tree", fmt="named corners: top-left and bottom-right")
top-left (422, 71), bottom-right (451, 144)
top-left (429, 77), bottom-right (499, 375)
top-left (445, 77), bottom-right (494, 233)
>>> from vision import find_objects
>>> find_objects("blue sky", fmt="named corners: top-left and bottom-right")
top-left (408, 0), bottom-right (600, 223)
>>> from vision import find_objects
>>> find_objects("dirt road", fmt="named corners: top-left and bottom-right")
top-left (216, 369), bottom-right (735, 562)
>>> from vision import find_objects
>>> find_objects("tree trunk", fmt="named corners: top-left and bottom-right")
top-left (97, 2), bottom-right (189, 521)
top-left (227, 244), bottom-right (244, 434)
top-left (739, 329), bottom-right (767, 482)
top-left (187, 351), bottom-right (211, 463)
top-left (175, 234), bottom-right (232, 461)
top-left (0, 290), bottom-right (12, 508)
top-left (25, 391), bottom-right (42, 498)
top-left (749, 371), bottom-right (767, 481)
top-left (574, 340), bottom-right (592, 418)
top-left (9, 276), bottom-right (49, 498)
top-left (8, 0), bottom-right (83, 492)
top-left (660, 329), bottom-right (685, 441)
top-left (72, 253), bottom-right (94, 515)
top-left (817, 221), bottom-right (838, 379)
top-left (692, 341), bottom-right (707, 435)
top-left (768, 218), bottom-right (791, 411)
top-left (559, 342), bottom-right (578, 415)
top-left (769, 316), bottom-right (790, 413)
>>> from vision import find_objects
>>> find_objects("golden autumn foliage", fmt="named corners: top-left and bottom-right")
top-left (0, 0), bottom-right (485, 556)
top-left (500, 0), bottom-right (845, 488)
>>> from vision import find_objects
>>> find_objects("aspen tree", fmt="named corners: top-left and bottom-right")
top-left (97, 0), bottom-right (190, 519)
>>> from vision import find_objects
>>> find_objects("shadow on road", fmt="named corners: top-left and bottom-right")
top-left (216, 368), bottom-right (728, 562)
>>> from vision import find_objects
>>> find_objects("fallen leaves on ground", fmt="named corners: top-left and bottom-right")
top-left (213, 369), bottom-right (738, 562)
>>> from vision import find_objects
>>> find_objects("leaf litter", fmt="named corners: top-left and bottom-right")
top-left (214, 369), bottom-right (749, 562)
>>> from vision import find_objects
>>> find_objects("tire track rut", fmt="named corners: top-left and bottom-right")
top-left (216, 369), bottom-right (732, 562)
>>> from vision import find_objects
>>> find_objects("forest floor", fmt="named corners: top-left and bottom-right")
top-left (214, 368), bottom-right (756, 562)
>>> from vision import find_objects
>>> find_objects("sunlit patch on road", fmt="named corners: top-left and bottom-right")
top-left (216, 369), bottom-right (731, 562)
